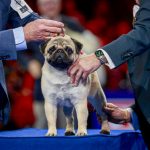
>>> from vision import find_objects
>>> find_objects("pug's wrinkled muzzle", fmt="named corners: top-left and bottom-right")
top-left (55, 49), bottom-right (66, 63)
top-left (48, 49), bottom-right (73, 70)
top-left (56, 56), bottom-right (63, 63)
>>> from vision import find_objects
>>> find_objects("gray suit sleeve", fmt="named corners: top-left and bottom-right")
top-left (0, 29), bottom-right (17, 60)
top-left (102, 0), bottom-right (150, 68)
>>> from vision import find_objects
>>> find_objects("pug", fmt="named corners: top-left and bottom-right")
top-left (40, 35), bottom-right (110, 136)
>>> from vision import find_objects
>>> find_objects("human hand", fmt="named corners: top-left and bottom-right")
top-left (104, 103), bottom-right (131, 124)
top-left (23, 19), bottom-right (64, 42)
top-left (68, 53), bottom-right (101, 86)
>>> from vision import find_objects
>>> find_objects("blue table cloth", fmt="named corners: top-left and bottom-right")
top-left (0, 128), bottom-right (147, 150)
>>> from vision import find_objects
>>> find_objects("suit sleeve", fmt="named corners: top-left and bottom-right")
top-left (8, 6), bottom-right (40, 28)
top-left (102, 0), bottom-right (150, 68)
top-left (0, 29), bottom-right (17, 60)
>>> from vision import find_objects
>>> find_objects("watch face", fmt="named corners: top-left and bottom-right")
top-left (95, 50), bottom-right (103, 57)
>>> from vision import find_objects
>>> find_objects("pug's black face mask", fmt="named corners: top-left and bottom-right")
top-left (47, 46), bottom-right (74, 70)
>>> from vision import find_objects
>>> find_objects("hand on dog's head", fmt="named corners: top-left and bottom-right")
top-left (39, 35), bottom-right (83, 70)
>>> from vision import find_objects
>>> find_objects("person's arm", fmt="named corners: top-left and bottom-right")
top-left (68, 0), bottom-right (150, 85)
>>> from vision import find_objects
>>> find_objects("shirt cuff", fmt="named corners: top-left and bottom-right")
top-left (98, 49), bottom-right (115, 69)
top-left (13, 27), bottom-right (27, 51)
top-left (127, 108), bottom-right (140, 130)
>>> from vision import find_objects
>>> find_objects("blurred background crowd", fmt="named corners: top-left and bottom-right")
top-left (2, 0), bottom-right (135, 130)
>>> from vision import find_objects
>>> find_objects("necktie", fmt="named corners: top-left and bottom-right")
top-left (0, 83), bottom-right (8, 110)
top-left (0, 83), bottom-right (10, 124)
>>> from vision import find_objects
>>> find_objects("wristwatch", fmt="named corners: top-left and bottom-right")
top-left (95, 50), bottom-right (107, 65)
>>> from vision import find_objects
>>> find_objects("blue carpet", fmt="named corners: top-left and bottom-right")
top-left (0, 128), bottom-right (147, 150)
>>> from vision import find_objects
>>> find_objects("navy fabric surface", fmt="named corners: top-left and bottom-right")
top-left (0, 128), bottom-right (147, 150)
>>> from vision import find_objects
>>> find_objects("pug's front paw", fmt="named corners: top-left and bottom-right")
top-left (65, 129), bottom-right (75, 136)
top-left (100, 130), bottom-right (110, 135)
top-left (65, 131), bottom-right (75, 136)
top-left (46, 130), bottom-right (57, 136)
top-left (76, 130), bottom-right (87, 136)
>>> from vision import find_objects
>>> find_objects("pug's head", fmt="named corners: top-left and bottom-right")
top-left (40, 35), bottom-right (83, 70)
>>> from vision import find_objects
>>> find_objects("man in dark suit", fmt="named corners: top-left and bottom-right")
top-left (0, 0), bottom-right (64, 125)
top-left (68, 0), bottom-right (150, 148)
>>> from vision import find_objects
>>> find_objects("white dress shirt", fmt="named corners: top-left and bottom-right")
top-left (13, 27), bottom-right (27, 51)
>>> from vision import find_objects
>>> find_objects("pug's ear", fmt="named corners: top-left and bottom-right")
top-left (71, 38), bottom-right (83, 54)
top-left (39, 40), bottom-right (51, 54)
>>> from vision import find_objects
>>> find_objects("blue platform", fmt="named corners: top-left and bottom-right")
top-left (0, 128), bottom-right (147, 150)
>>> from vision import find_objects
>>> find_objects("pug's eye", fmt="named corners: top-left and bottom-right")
top-left (65, 47), bottom-right (73, 55)
top-left (48, 46), bottom-right (56, 54)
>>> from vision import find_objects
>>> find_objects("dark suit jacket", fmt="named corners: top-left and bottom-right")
top-left (102, 0), bottom-right (150, 124)
top-left (0, 0), bottom-right (38, 124)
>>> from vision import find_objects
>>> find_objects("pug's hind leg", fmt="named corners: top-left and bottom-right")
top-left (88, 72), bottom-right (110, 134)
top-left (45, 101), bottom-right (57, 136)
top-left (63, 106), bottom-right (75, 136)
top-left (75, 101), bottom-right (88, 136)
top-left (100, 113), bottom-right (110, 135)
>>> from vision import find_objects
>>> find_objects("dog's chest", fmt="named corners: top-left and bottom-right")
top-left (42, 76), bottom-right (90, 106)
top-left (55, 84), bottom-right (75, 106)
top-left (42, 63), bottom-right (91, 106)
top-left (56, 84), bottom-right (72, 100)
top-left (48, 83), bottom-right (89, 106)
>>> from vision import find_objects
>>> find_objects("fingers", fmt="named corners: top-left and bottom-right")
top-left (37, 19), bottom-right (65, 36)
top-left (36, 32), bottom-right (56, 41)
top-left (42, 32), bottom-right (50, 37)
top-left (74, 69), bottom-right (83, 86)
top-left (68, 60), bottom-right (78, 76)
top-left (40, 19), bottom-right (64, 28)
top-left (41, 26), bottom-right (65, 39)
top-left (105, 103), bottom-right (118, 109)
top-left (104, 103), bottom-right (119, 114)
top-left (104, 107), bottom-right (115, 114)
top-left (44, 26), bottom-right (63, 33)
top-left (69, 66), bottom-right (79, 84)
top-left (82, 72), bottom-right (88, 81)
top-left (39, 30), bottom-right (62, 41)
top-left (68, 60), bottom-right (90, 86)
top-left (44, 35), bottom-right (56, 40)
